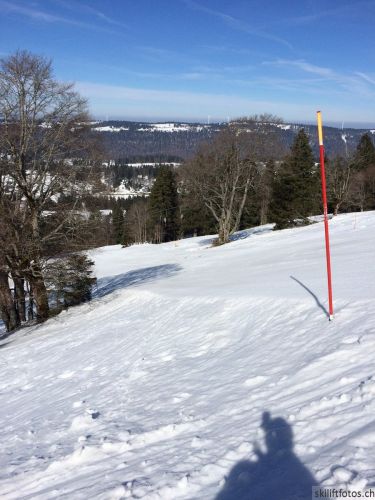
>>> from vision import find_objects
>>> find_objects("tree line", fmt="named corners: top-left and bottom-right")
top-left (119, 120), bottom-right (375, 247)
top-left (0, 51), bottom-right (99, 331)
top-left (1, 50), bottom-right (374, 333)
top-left (0, 51), bottom-right (163, 333)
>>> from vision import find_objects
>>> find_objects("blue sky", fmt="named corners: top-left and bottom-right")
top-left (1, 0), bottom-right (374, 125)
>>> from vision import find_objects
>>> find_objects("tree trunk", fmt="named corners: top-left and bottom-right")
top-left (0, 271), bottom-right (20, 332)
top-left (260, 188), bottom-right (271, 225)
top-left (260, 204), bottom-right (268, 225)
top-left (218, 219), bottom-right (230, 245)
top-left (28, 210), bottom-right (49, 322)
top-left (28, 266), bottom-right (49, 323)
top-left (12, 275), bottom-right (26, 322)
top-left (26, 281), bottom-right (34, 321)
top-left (233, 178), bottom-right (251, 234)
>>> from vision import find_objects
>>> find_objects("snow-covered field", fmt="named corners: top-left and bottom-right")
top-left (94, 126), bottom-right (130, 133)
top-left (136, 123), bottom-right (207, 133)
top-left (1, 212), bottom-right (375, 499)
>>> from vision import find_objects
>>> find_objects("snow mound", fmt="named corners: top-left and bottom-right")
top-left (1, 211), bottom-right (375, 498)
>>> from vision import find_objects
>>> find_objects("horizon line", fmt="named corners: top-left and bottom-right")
top-left (92, 116), bottom-right (375, 130)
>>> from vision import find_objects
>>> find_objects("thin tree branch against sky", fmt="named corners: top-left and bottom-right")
top-left (1, 0), bottom-right (374, 126)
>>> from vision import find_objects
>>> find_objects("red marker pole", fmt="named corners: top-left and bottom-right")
top-left (316, 111), bottom-right (334, 320)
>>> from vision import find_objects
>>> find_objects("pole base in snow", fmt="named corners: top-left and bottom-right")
top-left (329, 314), bottom-right (334, 321)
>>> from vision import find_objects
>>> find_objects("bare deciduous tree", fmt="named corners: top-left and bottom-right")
top-left (326, 156), bottom-right (353, 216)
top-left (350, 173), bottom-right (366, 211)
top-left (181, 120), bottom-right (283, 245)
top-left (124, 199), bottom-right (149, 245)
top-left (0, 50), bottom-right (90, 322)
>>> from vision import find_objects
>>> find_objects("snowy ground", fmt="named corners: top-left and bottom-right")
top-left (1, 211), bottom-right (375, 499)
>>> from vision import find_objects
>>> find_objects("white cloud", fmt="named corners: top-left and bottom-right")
top-left (356, 71), bottom-right (375, 85)
top-left (75, 81), bottom-right (375, 123)
top-left (0, 0), bottom-right (122, 35)
top-left (264, 59), bottom-right (336, 78)
top-left (264, 59), bottom-right (375, 98)
top-left (53, 0), bottom-right (129, 30)
top-left (182, 0), bottom-right (293, 50)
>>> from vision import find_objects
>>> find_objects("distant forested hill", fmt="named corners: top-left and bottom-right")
top-left (91, 120), bottom-right (375, 160)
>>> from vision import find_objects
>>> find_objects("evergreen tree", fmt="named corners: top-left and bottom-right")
top-left (111, 202), bottom-right (125, 244)
top-left (271, 129), bottom-right (320, 229)
top-left (353, 133), bottom-right (375, 171)
top-left (87, 210), bottom-right (110, 247)
top-left (45, 254), bottom-right (96, 311)
top-left (179, 191), bottom-right (216, 238)
top-left (148, 166), bottom-right (179, 243)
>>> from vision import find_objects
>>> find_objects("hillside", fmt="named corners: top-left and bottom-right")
top-left (93, 120), bottom-right (375, 160)
top-left (1, 212), bottom-right (375, 499)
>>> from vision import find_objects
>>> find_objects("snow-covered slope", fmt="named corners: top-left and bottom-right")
top-left (1, 212), bottom-right (375, 499)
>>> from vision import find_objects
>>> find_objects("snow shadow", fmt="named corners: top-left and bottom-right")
top-left (215, 411), bottom-right (319, 500)
top-left (290, 275), bottom-right (329, 318)
top-left (94, 264), bottom-right (182, 298)
top-left (198, 225), bottom-right (274, 247)
top-left (229, 225), bottom-right (274, 242)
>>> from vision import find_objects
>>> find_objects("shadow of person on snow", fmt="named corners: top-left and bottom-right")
top-left (94, 264), bottom-right (182, 298)
top-left (216, 411), bottom-right (319, 500)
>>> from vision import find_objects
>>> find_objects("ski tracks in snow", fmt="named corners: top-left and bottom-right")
top-left (1, 213), bottom-right (375, 498)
